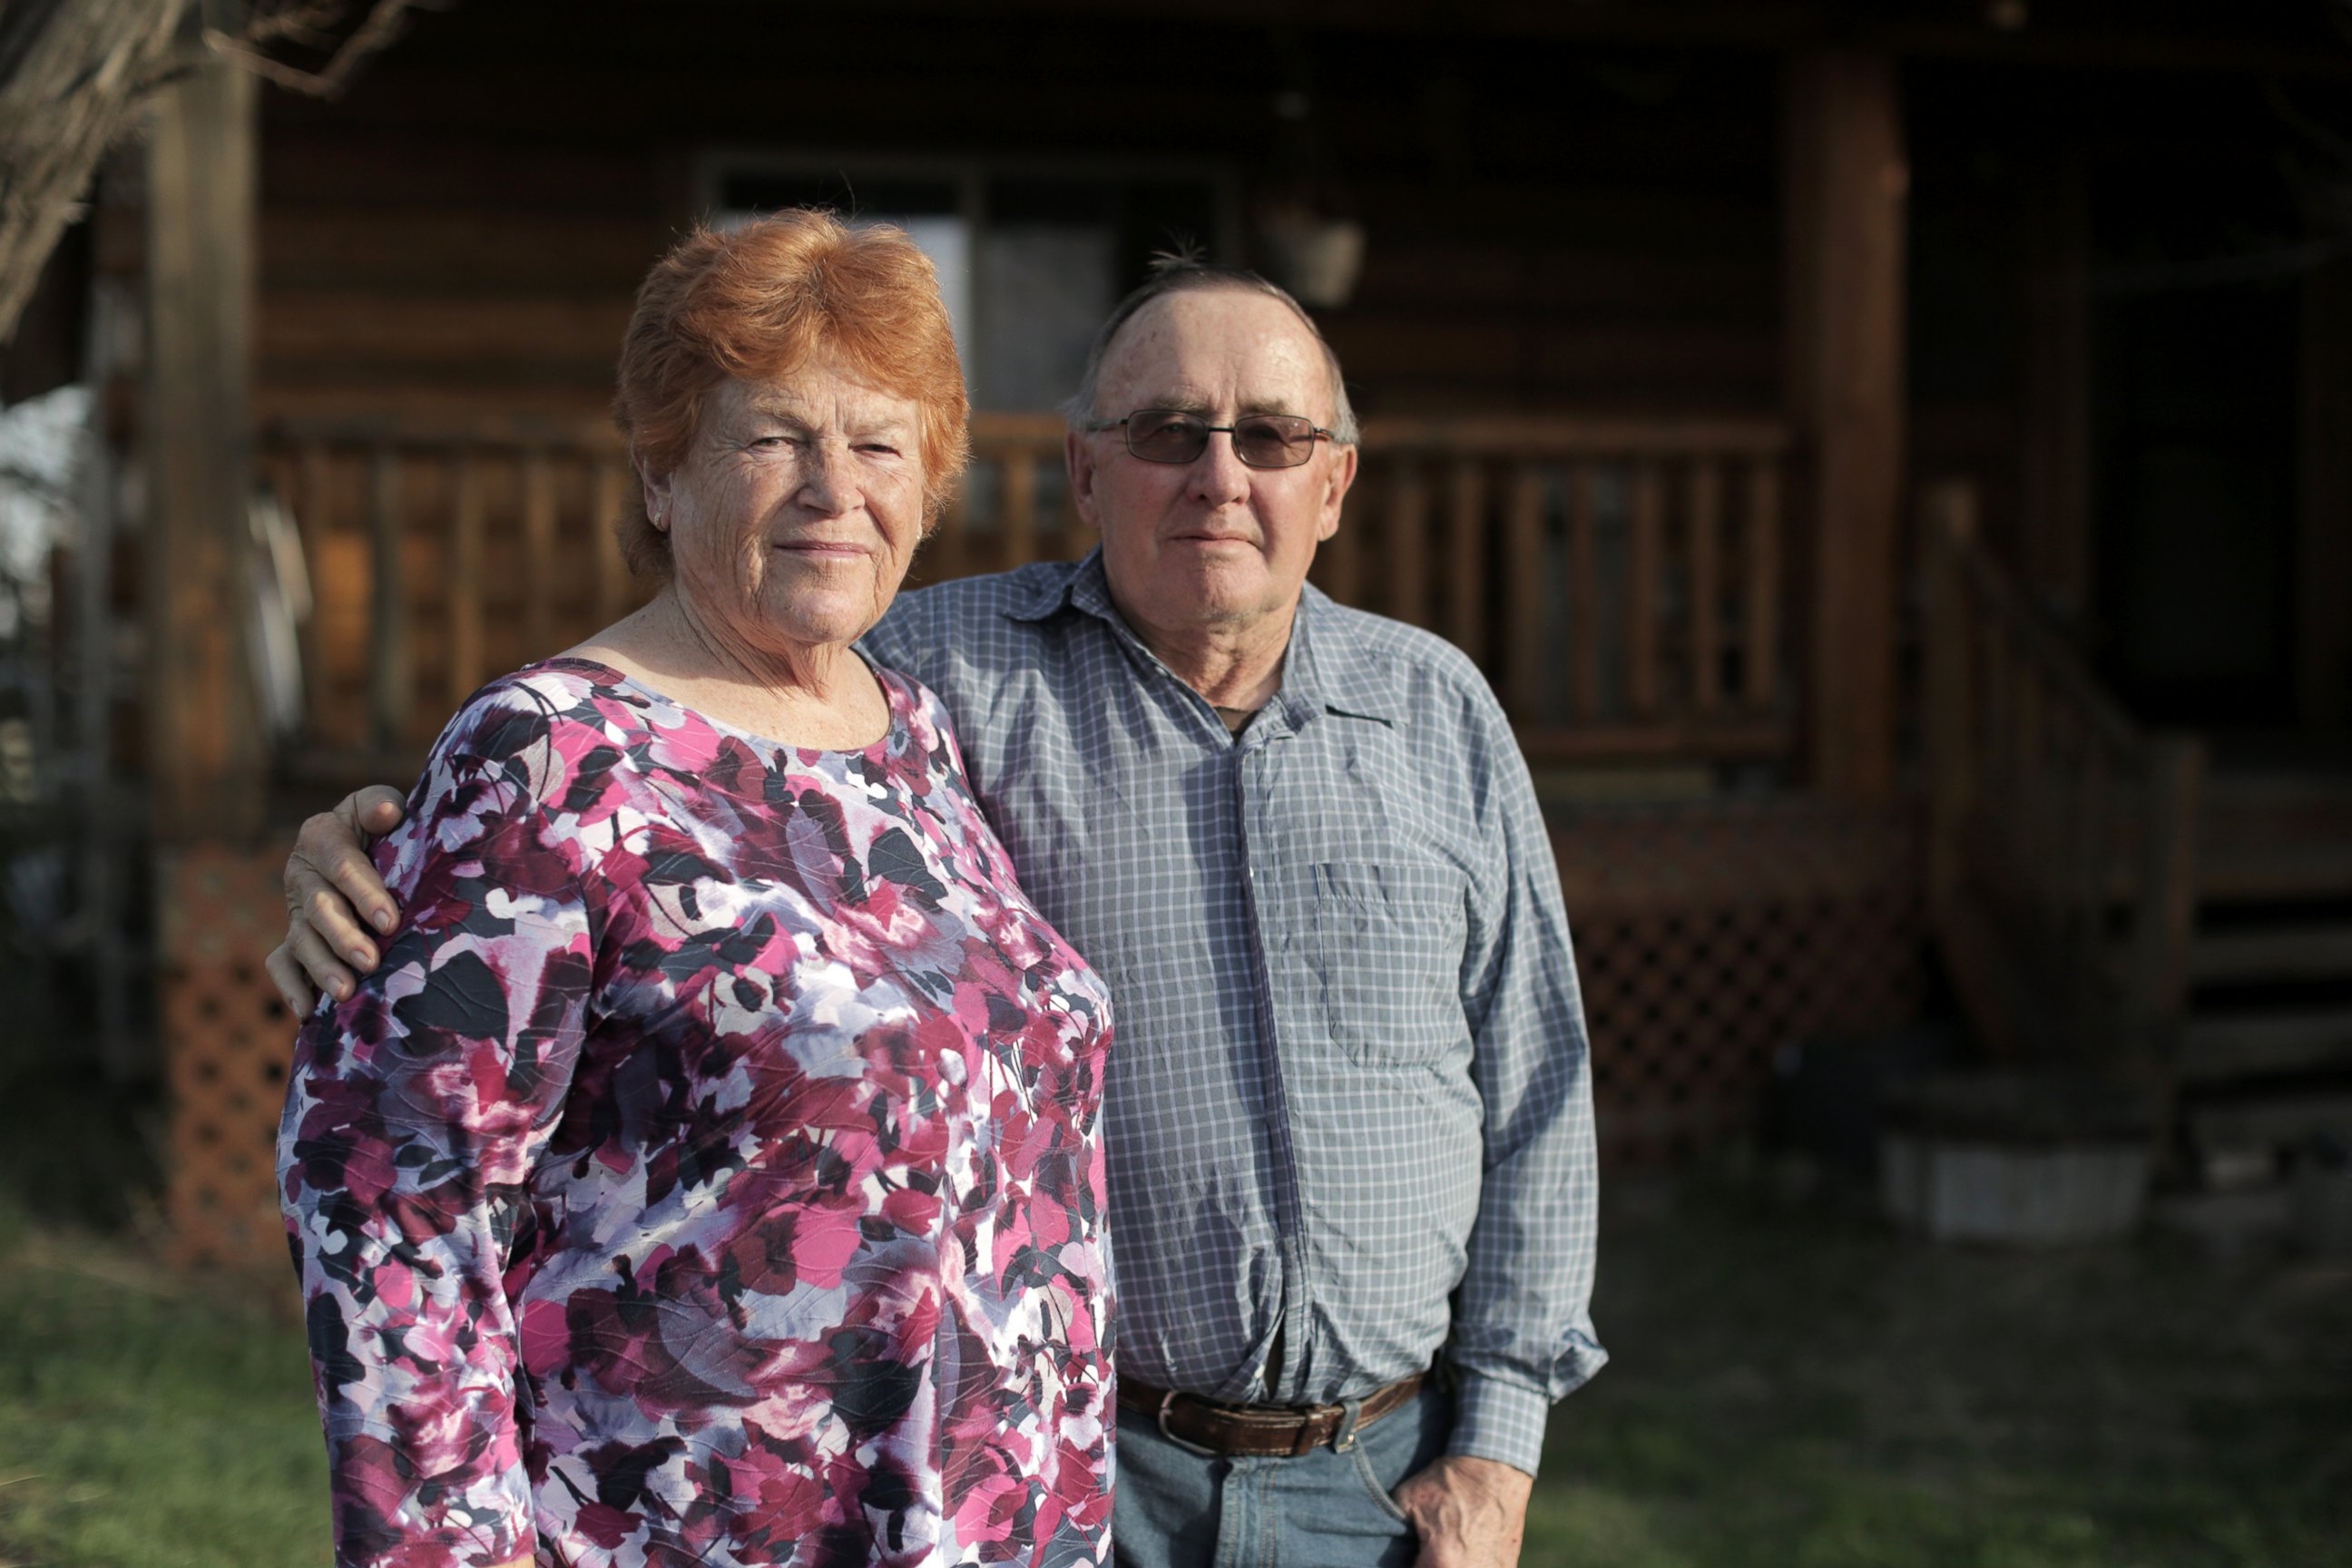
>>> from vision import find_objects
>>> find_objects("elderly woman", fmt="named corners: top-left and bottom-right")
top-left (277, 213), bottom-right (1114, 1568)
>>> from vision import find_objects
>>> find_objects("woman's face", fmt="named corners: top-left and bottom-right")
top-left (646, 358), bottom-right (927, 660)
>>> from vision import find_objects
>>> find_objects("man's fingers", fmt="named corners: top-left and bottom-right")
top-left (283, 914), bottom-right (358, 1004)
top-left (286, 826), bottom-right (382, 964)
top-left (350, 784), bottom-right (407, 838)
top-left (292, 796), bottom-right (403, 942)
top-left (302, 879), bottom-right (382, 969)
top-left (265, 942), bottom-right (322, 1016)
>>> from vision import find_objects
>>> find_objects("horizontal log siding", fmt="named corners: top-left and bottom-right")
top-left (230, 8), bottom-right (1777, 423)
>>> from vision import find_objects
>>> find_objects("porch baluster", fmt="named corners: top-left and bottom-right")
top-left (1503, 461), bottom-right (1544, 724)
top-left (1627, 459), bottom-right (1664, 720)
top-left (1567, 463), bottom-right (1602, 724)
top-left (1446, 459), bottom-right (1489, 668)
top-left (1389, 458), bottom-right (1428, 628)
top-left (1002, 451), bottom-right (1038, 575)
top-left (448, 449), bottom-right (484, 707)
top-left (521, 446), bottom-right (556, 661)
top-left (1689, 459), bottom-right (1722, 716)
top-left (1743, 460), bottom-right (1780, 713)
top-left (367, 446), bottom-right (407, 756)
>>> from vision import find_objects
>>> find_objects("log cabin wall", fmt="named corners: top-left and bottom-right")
top-left (249, 5), bottom-right (1781, 427)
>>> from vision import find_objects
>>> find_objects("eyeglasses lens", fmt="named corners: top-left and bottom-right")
top-left (1235, 417), bottom-right (1316, 468)
top-left (1124, 412), bottom-right (1318, 469)
top-left (1127, 413), bottom-right (1210, 464)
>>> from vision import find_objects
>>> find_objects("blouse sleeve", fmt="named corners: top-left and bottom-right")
top-left (278, 691), bottom-right (596, 1568)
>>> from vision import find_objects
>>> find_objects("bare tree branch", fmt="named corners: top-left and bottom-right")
top-left (0, 0), bottom-right (446, 344)
top-left (0, 0), bottom-right (194, 344)
top-left (205, 0), bottom-right (445, 100)
top-left (240, 2), bottom-right (354, 49)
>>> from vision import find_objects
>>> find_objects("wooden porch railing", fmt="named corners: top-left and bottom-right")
top-left (1921, 479), bottom-right (2205, 1064)
top-left (260, 410), bottom-right (1798, 779)
top-left (1344, 415), bottom-right (1791, 761)
top-left (260, 414), bottom-right (636, 779)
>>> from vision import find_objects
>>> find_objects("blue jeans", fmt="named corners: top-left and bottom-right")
top-left (1112, 1384), bottom-right (1450, 1568)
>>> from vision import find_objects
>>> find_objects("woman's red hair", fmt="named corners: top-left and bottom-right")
top-left (613, 211), bottom-right (971, 580)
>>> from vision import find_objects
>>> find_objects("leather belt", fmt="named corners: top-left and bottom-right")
top-left (1117, 1372), bottom-right (1426, 1457)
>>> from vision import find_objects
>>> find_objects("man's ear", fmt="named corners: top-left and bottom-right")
top-left (1067, 428), bottom-right (1103, 534)
top-left (1316, 443), bottom-right (1360, 543)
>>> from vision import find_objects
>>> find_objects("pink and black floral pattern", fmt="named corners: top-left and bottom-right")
top-left (279, 658), bottom-right (1114, 1568)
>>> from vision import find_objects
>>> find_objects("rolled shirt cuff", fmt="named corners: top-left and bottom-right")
top-left (1443, 1368), bottom-right (1552, 1477)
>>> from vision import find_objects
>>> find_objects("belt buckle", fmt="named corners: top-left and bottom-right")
top-left (1156, 1389), bottom-right (1222, 1458)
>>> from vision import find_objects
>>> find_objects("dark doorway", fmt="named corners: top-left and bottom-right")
top-left (2089, 152), bottom-right (2304, 732)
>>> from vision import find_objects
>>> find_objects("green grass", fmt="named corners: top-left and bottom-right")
top-left (1525, 1177), bottom-right (2352, 1568)
top-left (0, 1201), bottom-right (329, 1567)
top-left (1, 1176), bottom-right (2346, 1566)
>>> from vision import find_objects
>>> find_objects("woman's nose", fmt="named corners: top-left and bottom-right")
top-left (797, 441), bottom-right (855, 513)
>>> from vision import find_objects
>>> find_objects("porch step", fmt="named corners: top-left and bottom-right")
top-left (2196, 841), bottom-right (2352, 902)
top-left (2184, 1090), bottom-right (2352, 1151)
top-left (2176, 777), bottom-right (2352, 1175)
top-left (2178, 1007), bottom-right (2352, 1083)
top-left (2202, 763), bottom-right (2352, 819)
top-left (2198, 770), bottom-right (2352, 902)
top-left (2189, 923), bottom-right (2352, 985)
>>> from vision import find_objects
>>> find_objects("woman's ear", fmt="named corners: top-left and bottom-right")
top-left (637, 452), bottom-right (674, 532)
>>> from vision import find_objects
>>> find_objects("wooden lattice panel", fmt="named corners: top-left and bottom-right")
top-left (160, 846), bottom-right (295, 1269)
top-left (1552, 800), bottom-right (1925, 1165)
top-left (154, 804), bottom-right (1922, 1260)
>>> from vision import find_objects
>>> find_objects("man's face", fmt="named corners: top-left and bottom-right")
top-left (1068, 290), bottom-right (1358, 647)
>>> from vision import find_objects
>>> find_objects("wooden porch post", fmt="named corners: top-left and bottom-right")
top-left (1783, 48), bottom-right (1907, 806)
top-left (2300, 258), bottom-right (2352, 734)
top-left (145, 29), bottom-right (264, 842)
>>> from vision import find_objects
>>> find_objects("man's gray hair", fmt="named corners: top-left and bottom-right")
top-left (1061, 257), bottom-right (1360, 446)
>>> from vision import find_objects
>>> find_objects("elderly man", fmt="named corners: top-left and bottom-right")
top-left (270, 262), bottom-right (1604, 1568)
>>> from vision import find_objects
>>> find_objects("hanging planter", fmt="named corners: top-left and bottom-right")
top-left (1253, 206), bottom-right (1367, 310)
top-left (1253, 83), bottom-right (1364, 310)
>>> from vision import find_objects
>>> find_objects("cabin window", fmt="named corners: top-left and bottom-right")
top-left (707, 162), bottom-right (1236, 411)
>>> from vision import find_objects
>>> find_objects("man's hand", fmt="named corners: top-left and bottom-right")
top-left (264, 785), bottom-right (408, 1014)
top-left (1394, 1455), bottom-right (1534, 1568)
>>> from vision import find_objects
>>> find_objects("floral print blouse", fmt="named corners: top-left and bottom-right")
top-left (279, 659), bottom-right (1115, 1568)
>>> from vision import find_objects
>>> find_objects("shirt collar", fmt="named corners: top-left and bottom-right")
top-left (1005, 547), bottom-right (1398, 730)
top-left (1286, 584), bottom-right (1397, 728)
top-left (1006, 547), bottom-right (1117, 626)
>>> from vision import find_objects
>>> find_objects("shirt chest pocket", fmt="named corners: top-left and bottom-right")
top-left (1300, 859), bottom-right (1468, 1069)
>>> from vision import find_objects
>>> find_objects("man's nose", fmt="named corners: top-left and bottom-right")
top-left (1187, 429), bottom-right (1253, 504)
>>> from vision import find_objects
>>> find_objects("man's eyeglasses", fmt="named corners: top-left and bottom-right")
top-left (1083, 409), bottom-right (1335, 470)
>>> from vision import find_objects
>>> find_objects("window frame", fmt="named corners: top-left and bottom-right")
top-left (694, 149), bottom-right (1243, 407)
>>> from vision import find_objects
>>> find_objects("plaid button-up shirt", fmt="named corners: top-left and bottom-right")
top-left (861, 550), bottom-right (1604, 1473)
